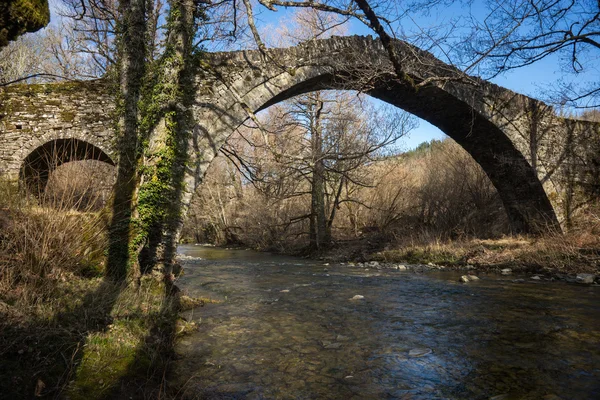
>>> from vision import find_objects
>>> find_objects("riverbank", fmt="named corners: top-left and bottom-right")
top-left (308, 234), bottom-right (600, 283)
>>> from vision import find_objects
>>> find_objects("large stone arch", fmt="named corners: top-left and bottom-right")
top-left (185, 36), bottom-right (598, 235)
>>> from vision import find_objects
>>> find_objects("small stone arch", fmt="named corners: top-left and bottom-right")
top-left (20, 137), bottom-right (115, 195)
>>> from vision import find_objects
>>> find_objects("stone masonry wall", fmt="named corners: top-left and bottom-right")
top-left (0, 79), bottom-right (114, 179)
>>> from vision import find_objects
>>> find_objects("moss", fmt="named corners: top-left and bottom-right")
top-left (66, 277), bottom-right (174, 399)
top-left (70, 328), bottom-right (144, 400)
top-left (1, 276), bottom-right (156, 398)
top-left (129, 4), bottom-right (205, 271)
top-left (179, 294), bottom-right (221, 310)
top-left (0, 0), bottom-right (50, 47)
top-left (1, 80), bottom-right (109, 96)
top-left (375, 246), bottom-right (468, 265)
top-left (60, 110), bottom-right (76, 122)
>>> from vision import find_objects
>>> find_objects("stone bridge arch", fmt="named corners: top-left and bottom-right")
top-left (186, 36), bottom-right (599, 235)
top-left (21, 137), bottom-right (114, 194)
top-left (0, 80), bottom-right (116, 192)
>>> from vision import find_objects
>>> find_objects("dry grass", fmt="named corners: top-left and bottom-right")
top-left (0, 184), bottom-right (109, 307)
top-left (0, 165), bottom-right (191, 399)
top-left (375, 229), bottom-right (600, 274)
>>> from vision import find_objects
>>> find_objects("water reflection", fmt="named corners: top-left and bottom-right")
top-left (172, 245), bottom-right (600, 399)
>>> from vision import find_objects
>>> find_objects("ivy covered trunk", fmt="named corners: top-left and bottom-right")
top-left (108, 0), bottom-right (202, 282)
top-left (134, 0), bottom-right (200, 279)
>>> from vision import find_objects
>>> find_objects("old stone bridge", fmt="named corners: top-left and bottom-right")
top-left (1, 36), bottom-right (598, 233)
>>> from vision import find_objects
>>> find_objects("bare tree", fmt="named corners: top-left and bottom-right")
top-left (220, 91), bottom-right (413, 250)
top-left (462, 0), bottom-right (600, 108)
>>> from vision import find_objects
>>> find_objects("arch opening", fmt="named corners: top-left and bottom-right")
top-left (205, 66), bottom-right (560, 234)
top-left (20, 139), bottom-right (115, 208)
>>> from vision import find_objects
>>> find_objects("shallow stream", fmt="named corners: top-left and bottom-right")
top-left (172, 245), bottom-right (600, 399)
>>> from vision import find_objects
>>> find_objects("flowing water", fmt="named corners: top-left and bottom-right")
top-left (172, 245), bottom-right (600, 400)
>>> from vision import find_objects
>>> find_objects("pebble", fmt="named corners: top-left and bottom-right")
top-left (459, 275), bottom-right (479, 283)
top-left (350, 295), bottom-right (365, 300)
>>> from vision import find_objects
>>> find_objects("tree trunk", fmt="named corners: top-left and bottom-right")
top-left (132, 0), bottom-right (199, 280)
top-left (309, 95), bottom-right (330, 250)
top-left (106, 0), bottom-right (147, 281)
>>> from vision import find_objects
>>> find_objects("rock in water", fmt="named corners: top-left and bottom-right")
top-left (467, 275), bottom-right (479, 281)
top-left (501, 268), bottom-right (512, 275)
top-left (576, 274), bottom-right (595, 284)
top-left (459, 275), bottom-right (470, 283)
top-left (350, 295), bottom-right (365, 300)
top-left (408, 348), bottom-right (432, 357)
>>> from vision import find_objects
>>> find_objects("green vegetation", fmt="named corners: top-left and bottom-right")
top-left (0, 0), bottom-right (50, 48)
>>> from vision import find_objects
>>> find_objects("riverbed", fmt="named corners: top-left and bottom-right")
top-left (171, 245), bottom-right (600, 399)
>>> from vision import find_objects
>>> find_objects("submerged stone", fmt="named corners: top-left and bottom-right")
top-left (408, 348), bottom-right (432, 357)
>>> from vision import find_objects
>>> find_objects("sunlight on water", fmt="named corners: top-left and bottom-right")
top-left (172, 245), bottom-right (600, 399)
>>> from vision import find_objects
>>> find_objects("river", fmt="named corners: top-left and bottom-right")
top-left (171, 245), bottom-right (600, 399)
